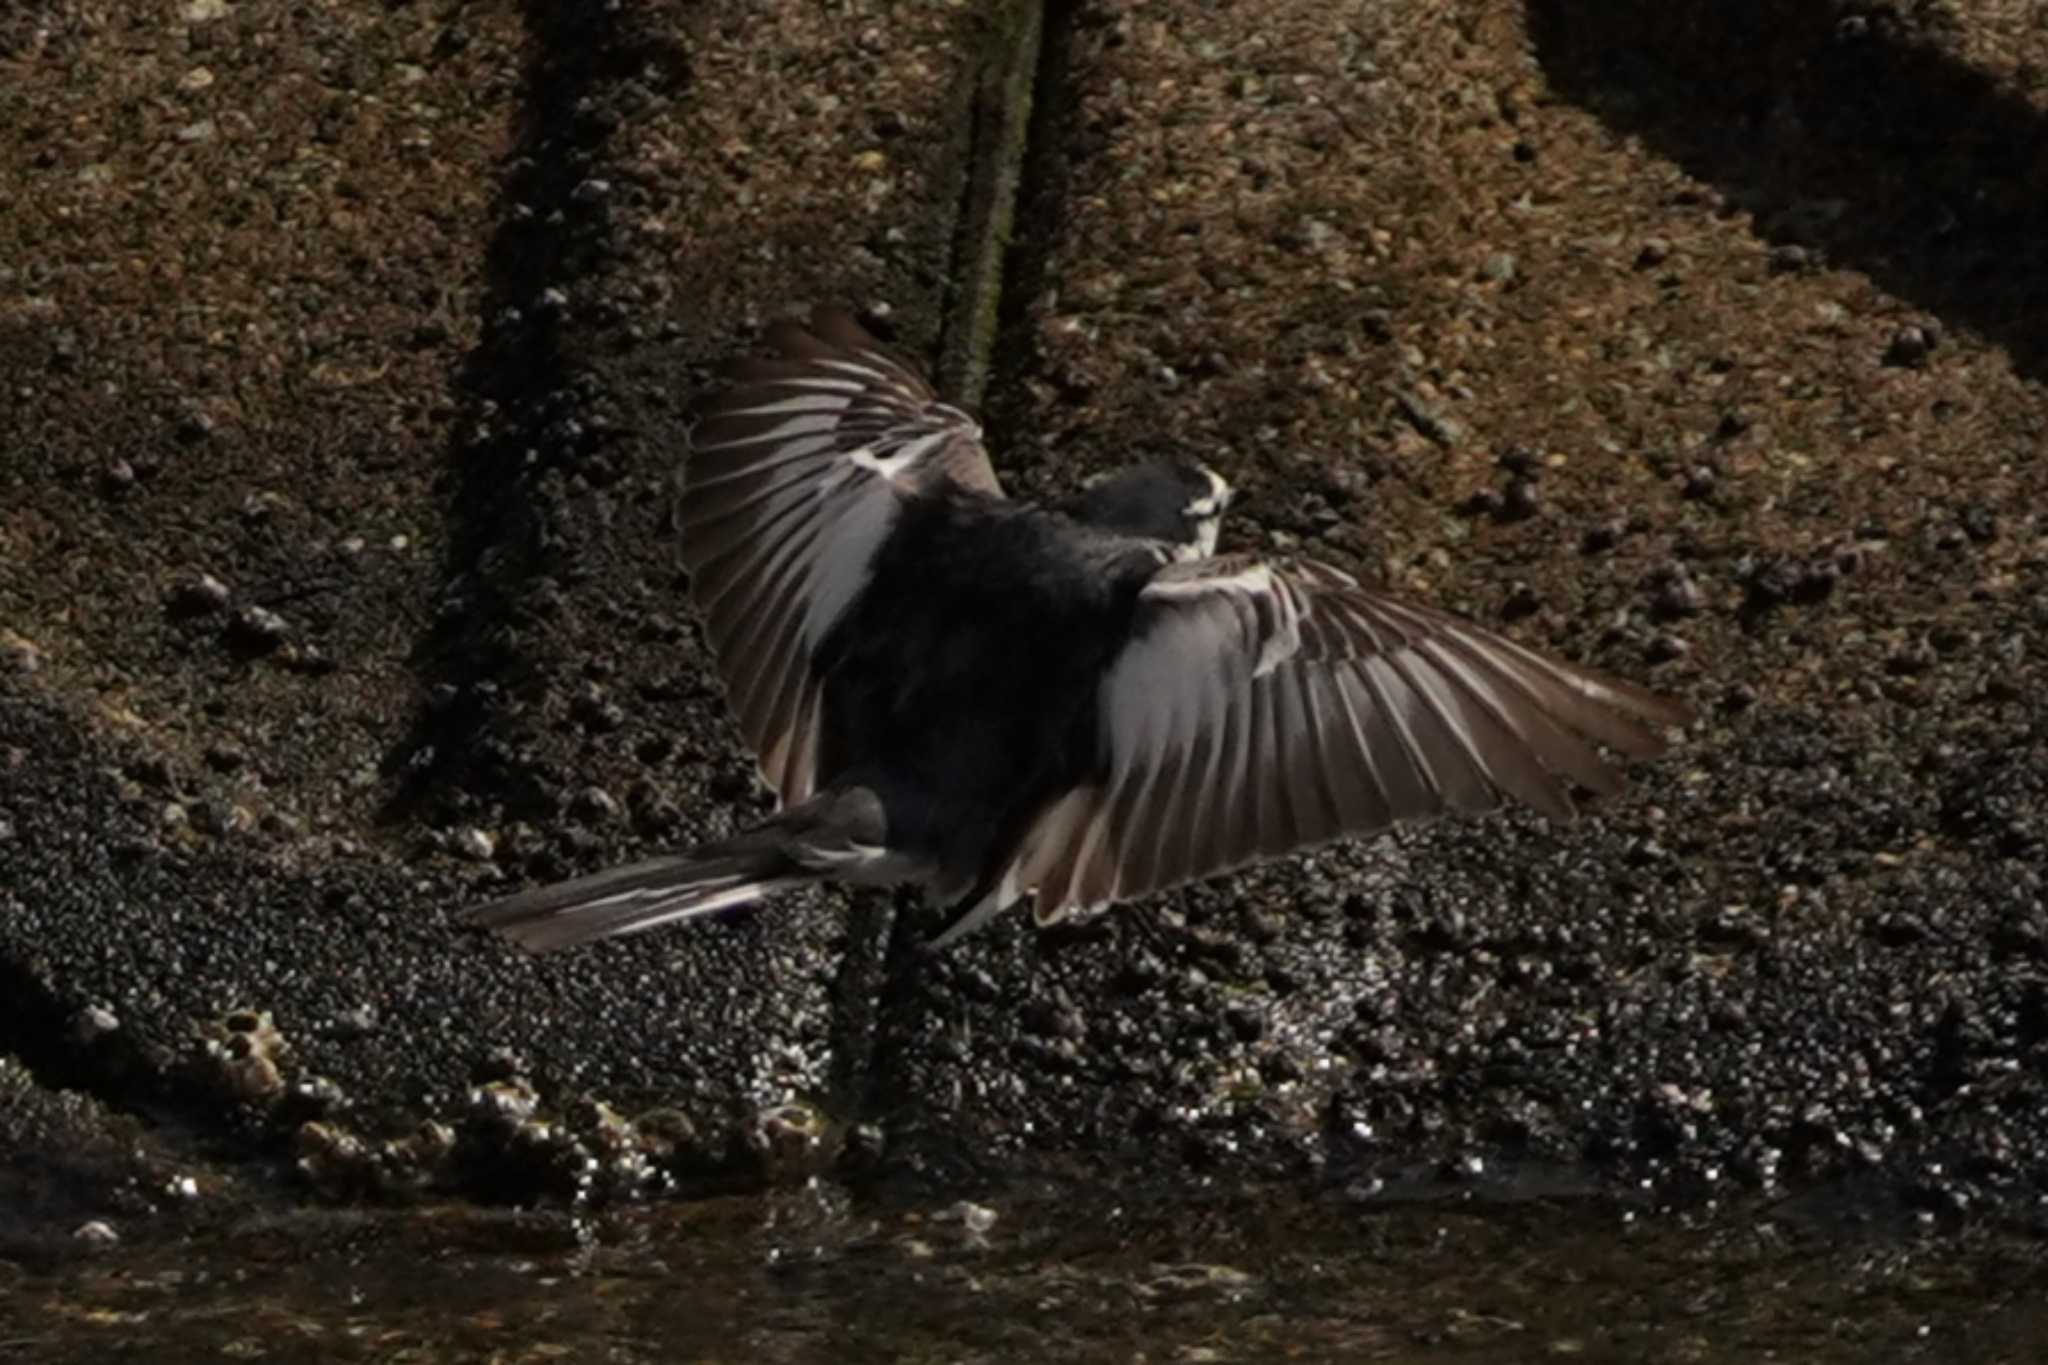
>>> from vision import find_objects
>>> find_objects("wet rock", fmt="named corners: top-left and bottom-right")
top-left (194, 1009), bottom-right (290, 1106)
top-left (70, 1004), bottom-right (121, 1045)
top-left (469, 1077), bottom-right (541, 1128)
top-left (72, 1219), bottom-right (120, 1247)
top-left (294, 1121), bottom-right (369, 1197)
top-left (287, 1074), bottom-right (349, 1120)
top-left (746, 1099), bottom-right (835, 1183)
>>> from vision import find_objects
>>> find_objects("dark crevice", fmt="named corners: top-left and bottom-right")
top-left (1526, 0), bottom-right (2048, 382)
top-left (0, 941), bottom-right (174, 1130)
top-left (856, 2), bottom-right (1085, 1152)
top-left (985, 0), bottom-right (1085, 490)
top-left (380, 3), bottom-right (692, 828)
top-left (936, 0), bottom-right (1048, 410)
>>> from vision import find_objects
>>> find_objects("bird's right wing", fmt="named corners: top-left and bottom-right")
top-left (939, 555), bottom-right (1688, 942)
top-left (681, 307), bottom-right (1002, 805)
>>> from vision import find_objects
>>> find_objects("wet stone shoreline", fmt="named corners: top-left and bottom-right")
top-left (3, 0), bottom-right (2047, 1294)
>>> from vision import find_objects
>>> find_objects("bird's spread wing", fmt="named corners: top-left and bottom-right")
top-left (680, 307), bottom-right (1002, 804)
top-left (944, 555), bottom-right (1689, 940)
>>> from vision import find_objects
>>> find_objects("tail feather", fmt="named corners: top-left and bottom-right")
top-left (462, 850), bottom-right (799, 954)
top-left (461, 790), bottom-right (891, 953)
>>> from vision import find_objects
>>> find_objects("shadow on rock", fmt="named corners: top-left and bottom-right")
top-left (1527, 0), bottom-right (2048, 381)
top-left (383, 1), bottom-right (695, 827)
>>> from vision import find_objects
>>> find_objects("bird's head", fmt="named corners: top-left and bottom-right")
top-left (1067, 460), bottom-right (1233, 561)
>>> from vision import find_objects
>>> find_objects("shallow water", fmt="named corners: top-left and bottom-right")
top-left (5, 1181), bottom-right (2043, 1363)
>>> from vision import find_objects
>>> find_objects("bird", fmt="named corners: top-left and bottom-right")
top-left (462, 306), bottom-right (1690, 954)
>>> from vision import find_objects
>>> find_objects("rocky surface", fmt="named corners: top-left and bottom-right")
top-left (3, 0), bottom-right (2046, 1244)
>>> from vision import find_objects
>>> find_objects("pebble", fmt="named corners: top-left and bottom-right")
top-left (167, 572), bottom-right (232, 615)
top-left (456, 827), bottom-right (497, 862)
top-left (1496, 445), bottom-right (1540, 476)
top-left (332, 1004), bottom-right (380, 1039)
top-left (1501, 581), bottom-right (1542, 620)
top-left (0, 629), bottom-right (45, 674)
top-left (192, 800), bottom-right (253, 836)
top-left (573, 786), bottom-right (621, 822)
top-left (230, 605), bottom-right (289, 648)
top-left (71, 1004), bottom-right (120, 1043)
top-left (1652, 570), bottom-right (1705, 619)
top-left (1500, 477), bottom-right (1541, 521)
top-left (1883, 325), bottom-right (1936, 367)
top-left (935, 1200), bottom-right (1000, 1237)
top-left (241, 491), bottom-right (288, 522)
top-left (1395, 389), bottom-right (1462, 447)
top-left (1581, 520), bottom-right (1624, 554)
top-left (1768, 244), bottom-right (1812, 273)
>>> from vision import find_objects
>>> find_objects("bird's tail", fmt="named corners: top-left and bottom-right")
top-left (460, 792), bottom-right (882, 954)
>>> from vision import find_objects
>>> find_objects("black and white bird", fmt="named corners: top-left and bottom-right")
top-left (464, 307), bottom-right (1689, 954)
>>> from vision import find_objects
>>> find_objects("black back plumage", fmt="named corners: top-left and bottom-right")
top-left (464, 306), bottom-right (1690, 953)
top-left (815, 489), bottom-right (1159, 887)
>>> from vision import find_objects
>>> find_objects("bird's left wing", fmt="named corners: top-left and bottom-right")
top-left (937, 554), bottom-right (1688, 943)
top-left (681, 307), bottom-right (1002, 804)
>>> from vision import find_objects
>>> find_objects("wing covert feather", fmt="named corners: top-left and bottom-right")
top-left (679, 307), bottom-right (1003, 804)
top-left (993, 555), bottom-right (1688, 927)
